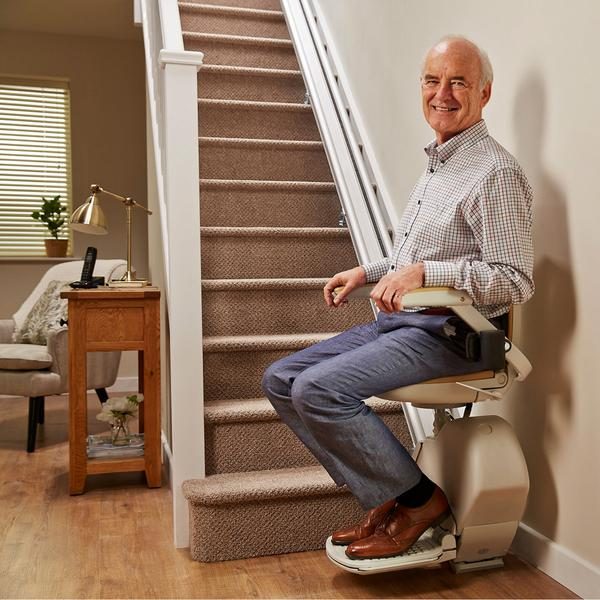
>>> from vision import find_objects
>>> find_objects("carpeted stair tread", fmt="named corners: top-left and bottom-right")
top-left (205, 396), bottom-right (405, 424)
top-left (203, 332), bottom-right (336, 353)
top-left (200, 178), bottom-right (335, 191)
top-left (200, 63), bottom-right (301, 79)
top-left (200, 225), bottom-right (350, 238)
top-left (183, 31), bottom-right (293, 48)
top-left (202, 277), bottom-right (329, 291)
top-left (199, 136), bottom-right (323, 149)
top-left (179, 2), bottom-right (284, 18)
top-left (183, 464), bottom-right (345, 505)
top-left (199, 98), bottom-right (312, 112)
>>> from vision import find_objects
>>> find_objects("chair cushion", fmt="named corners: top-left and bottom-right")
top-left (13, 280), bottom-right (69, 345)
top-left (0, 343), bottom-right (53, 370)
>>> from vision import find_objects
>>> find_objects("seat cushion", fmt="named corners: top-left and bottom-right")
top-left (13, 280), bottom-right (69, 345)
top-left (0, 343), bottom-right (53, 370)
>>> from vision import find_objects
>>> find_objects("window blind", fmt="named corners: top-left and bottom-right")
top-left (0, 78), bottom-right (72, 256)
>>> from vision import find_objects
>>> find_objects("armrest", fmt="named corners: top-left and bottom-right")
top-left (47, 328), bottom-right (70, 389)
top-left (334, 285), bottom-right (532, 382)
top-left (334, 285), bottom-right (473, 307)
top-left (0, 319), bottom-right (15, 343)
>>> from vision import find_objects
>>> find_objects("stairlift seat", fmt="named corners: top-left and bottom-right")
top-left (326, 286), bottom-right (532, 574)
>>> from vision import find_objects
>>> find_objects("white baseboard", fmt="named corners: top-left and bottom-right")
top-left (107, 376), bottom-right (139, 393)
top-left (512, 522), bottom-right (600, 598)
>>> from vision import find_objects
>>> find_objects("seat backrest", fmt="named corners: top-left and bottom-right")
top-left (12, 259), bottom-right (127, 329)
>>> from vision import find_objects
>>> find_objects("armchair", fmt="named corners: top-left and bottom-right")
top-left (0, 260), bottom-right (126, 452)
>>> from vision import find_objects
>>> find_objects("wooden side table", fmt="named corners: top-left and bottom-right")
top-left (61, 287), bottom-right (161, 494)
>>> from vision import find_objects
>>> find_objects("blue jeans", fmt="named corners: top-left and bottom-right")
top-left (262, 311), bottom-right (487, 510)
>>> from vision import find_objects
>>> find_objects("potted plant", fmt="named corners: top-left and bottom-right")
top-left (32, 195), bottom-right (68, 257)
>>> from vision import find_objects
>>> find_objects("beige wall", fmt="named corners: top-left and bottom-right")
top-left (317, 0), bottom-right (600, 570)
top-left (0, 29), bottom-right (147, 379)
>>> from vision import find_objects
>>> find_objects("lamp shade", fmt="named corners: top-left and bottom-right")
top-left (70, 194), bottom-right (108, 235)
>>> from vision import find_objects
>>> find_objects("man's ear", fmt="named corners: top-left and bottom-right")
top-left (481, 83), bottom-right (492, 108)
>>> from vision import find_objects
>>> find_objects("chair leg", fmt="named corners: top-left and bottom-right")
top-left (37, 397), bottom-right (45, 424)
top-left (95, 388), bottom-right (109, 404)
top-left (27, 397), bottom-right (43, 453)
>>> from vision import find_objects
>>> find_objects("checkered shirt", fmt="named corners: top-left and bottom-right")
top-left (362, 120), bottom-right (534, 319)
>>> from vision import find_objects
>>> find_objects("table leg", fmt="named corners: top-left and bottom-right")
top-left (69, 303), bottom-right (88, 495)
top-left (138, 351), bottom-right (145, 434)
top-left (143, 301), bottom-right (161, 488)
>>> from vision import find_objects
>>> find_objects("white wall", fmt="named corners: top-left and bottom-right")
top-left (316, 0), bottom-right (600, 584)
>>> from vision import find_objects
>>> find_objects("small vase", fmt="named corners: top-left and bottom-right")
top-left (111, 416), bottom-right (130, 446)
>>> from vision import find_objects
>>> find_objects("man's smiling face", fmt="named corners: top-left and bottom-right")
top-left (421, 39), bottom-right (491, 144)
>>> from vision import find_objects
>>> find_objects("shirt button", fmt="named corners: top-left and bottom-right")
top-left (390, 265), bottom-right (395, 271)
top-left (404, 232), bottom-right (408, 237)
top-left (429, 168), bottom-right (434, 173)
top-left (418, 201), bottom-right (421, 205)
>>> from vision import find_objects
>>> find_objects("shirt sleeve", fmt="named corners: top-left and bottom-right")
top-left (361, 258), bottom-right (390, 283)
top-left (422, 166), bottom-right (534, 305)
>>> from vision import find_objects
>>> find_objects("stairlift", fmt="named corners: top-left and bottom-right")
top-left (326, 286), bottom-right (532, 575)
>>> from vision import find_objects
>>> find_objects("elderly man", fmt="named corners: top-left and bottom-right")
top-left (262, 36), bottom-right (534, 560)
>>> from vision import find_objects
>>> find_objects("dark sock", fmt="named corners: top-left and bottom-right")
top-left (396, 473), bottom-right (436, 508)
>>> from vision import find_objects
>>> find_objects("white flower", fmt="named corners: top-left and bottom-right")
top-left (95, 393), bottom-right (142, 424)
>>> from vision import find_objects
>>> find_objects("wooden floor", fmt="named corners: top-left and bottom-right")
top-left (0, 394), bottom-right (578, 599)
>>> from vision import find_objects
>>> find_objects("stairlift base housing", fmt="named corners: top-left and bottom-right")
top-left (325, 287), bottom-right (531, 575)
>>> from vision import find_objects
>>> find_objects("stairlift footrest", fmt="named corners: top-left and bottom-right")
top-left (450, 556), bottom-right (505, 574)
top-left (325, 528), bottom-right (456, 575)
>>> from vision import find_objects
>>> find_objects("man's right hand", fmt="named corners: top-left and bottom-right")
top-left (323, 266), bottom-right (367, 307)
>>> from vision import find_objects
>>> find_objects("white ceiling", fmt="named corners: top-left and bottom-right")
top-left (0, 0), bottom-right (142, 41)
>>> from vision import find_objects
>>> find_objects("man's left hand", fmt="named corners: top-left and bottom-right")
top-left (370, 263), bottom-right (425, 313)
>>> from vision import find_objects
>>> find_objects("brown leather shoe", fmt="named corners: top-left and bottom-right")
top-left (331, 498), bottom-right (396, 546)
top-left (345, 486), bottom-right (450, 559)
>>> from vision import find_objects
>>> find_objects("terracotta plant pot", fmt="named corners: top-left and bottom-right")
top-left (44, 239), bottom-right (68, 258)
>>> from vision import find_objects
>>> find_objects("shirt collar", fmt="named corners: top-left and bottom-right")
top-left (424, 120), bottom-right (489, 163)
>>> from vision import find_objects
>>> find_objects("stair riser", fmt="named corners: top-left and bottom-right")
top-left (189, 491), bottom-right (363, 562)
top-left (201, 234), bottom-right (357, 279)
top-left (206, 411), bottom-right (411, 475)
top-left (204, 348), bottom-right (301, 400)
top-left (199, 104), bottom-right (320, 140)
top-left (202, 288), bottom-right (373, 336)
top-left (198, 70), bottom-right (305, 103)
top-left (180, 10), bottom-right (289, 40)
top-left (200, 187), bottom-right (340, 227)
top-left (199, 143), bottom-right (332, 181)
top-left (183, 0), bottom-right (281, 10)
top-left (184, 38), bottom-right (298, 70)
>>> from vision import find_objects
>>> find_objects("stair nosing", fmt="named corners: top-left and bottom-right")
top-left (200, 64), bottom-right (301, 78)
top-left (203, 332), bottom-right (337, 353)
top-left (200, 179), bottom-right (336, 191)
top-left (198, 98), bottom-right (312, 112)
top-left (182, 465), bottom-right (344, 505)
top-left (205, 396), bottom-right (404, 424)
top-left (201, 277), bottom-right (328, 291)
top-left (199, 136), bottom-right (323, 149)
top-left (200, 225), bottom-right (350, 237)
top-left (178, 2), bottom-right (285, 19)
top-left (183, 31), bottom-right (293, 47)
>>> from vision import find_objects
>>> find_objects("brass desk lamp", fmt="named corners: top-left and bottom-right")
top-left (70, 184), bottom-right (152, 287)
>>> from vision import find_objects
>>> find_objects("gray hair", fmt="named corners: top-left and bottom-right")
top-left (425, 35), bottom-right (494, 89)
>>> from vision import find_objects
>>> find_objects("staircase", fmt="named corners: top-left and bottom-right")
top-left (179, 0), bottom-right (413, 562)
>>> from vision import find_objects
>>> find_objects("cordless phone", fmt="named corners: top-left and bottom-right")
top-left (70, 247), bottom-right (104, 288)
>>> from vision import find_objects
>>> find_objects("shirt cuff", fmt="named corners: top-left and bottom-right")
top-left (361, 259), bottom-right (389, 283)
top-left (423, 260), bottom-right (458, 288)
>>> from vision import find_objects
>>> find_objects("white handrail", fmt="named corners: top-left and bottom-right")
top-left (139, 0), bottom-right (204, 548)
